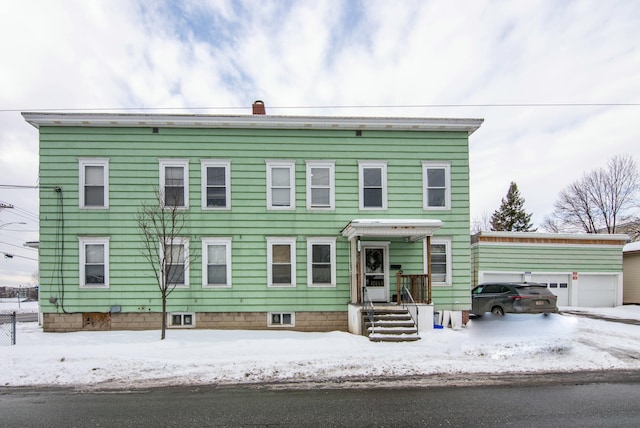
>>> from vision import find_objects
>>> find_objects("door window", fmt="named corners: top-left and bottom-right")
top-left (364, 248), bottom-right (385, 287)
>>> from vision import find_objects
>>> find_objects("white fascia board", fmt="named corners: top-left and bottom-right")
top-left (341, 219), bottom-right (443, 241)
top-left (22, 112), bottom-right (483, 135)
top-left (474, 231), bottom-right (629, 242)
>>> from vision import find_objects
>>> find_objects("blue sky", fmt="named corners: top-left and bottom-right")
top-left (1, 0), bottom-right (639, 287)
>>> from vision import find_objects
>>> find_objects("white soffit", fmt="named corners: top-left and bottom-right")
top-left (22, 112), bottom-right (484, 135)
top-left (341, 219), bottom-right (443, 241)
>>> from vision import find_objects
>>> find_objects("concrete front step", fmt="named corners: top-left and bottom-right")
top-left (367, 320), bottom-right (415, 329)
top-left (368, 326), bottom-right (418, 335)
top-left (369, 333), bottom-right (421, 342)
top-left (365, 306), bottom-right (420, 342)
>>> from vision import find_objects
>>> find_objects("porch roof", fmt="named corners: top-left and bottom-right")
top-left (341, 219), bottom-right (443, 242)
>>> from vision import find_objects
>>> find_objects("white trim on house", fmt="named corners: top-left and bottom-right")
top-left (78, 158), bottom-right (109, 209)
top-left (266, 160), bottom-right (296, 210)
top-left (306, 237), bottom-right (337, 287)
top-left (78, 237), bottom-right (110, 288)
top-left (341, 219), bottom-right (443, 241)
top-left (200, 159), bottom-right (231, 210)
top-left (201, 237), bottom-right (232, 288)
top-left (267, 237), bottom-right (297, 287)
top-left (168, 312), bottom-right (195, 328)
top-left (472, 231), bottom-right (629, 242)
top-left (305, 160), bottom-right (335, 210)
top-left (23, 112), bottom-right (484, 135)
top-left (267, 312), bottom-right (295, 327)
top-left (358, 161), bottom-right (387, 210)
top-left (422, 161), bottom-right (451, 210)
top-left (424, 237), bottom-right (452, 286)
top-left (163, 237), bottom-right (190, 288)
top-left (159, 159), bottom-right (189, 209)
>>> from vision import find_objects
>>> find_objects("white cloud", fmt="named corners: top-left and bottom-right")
top-left (1, 0), bottom-right (639, 285)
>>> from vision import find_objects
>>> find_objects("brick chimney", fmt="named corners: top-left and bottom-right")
top-left (252, 100), bottom-right (266, 115)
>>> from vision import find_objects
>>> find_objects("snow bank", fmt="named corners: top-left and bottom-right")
top-left (2, 303), bottom-right (639, 389)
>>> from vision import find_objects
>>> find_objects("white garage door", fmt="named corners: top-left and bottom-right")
top-left (531, 274), bottom-right (570, 306)
top-left (479, 272), bottom-right (524, 283)
top-left (577, 275), bottom-right (617, 307)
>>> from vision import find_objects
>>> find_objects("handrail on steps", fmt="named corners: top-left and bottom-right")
top-left (362, 286), bottom-right (375, 336)
top-left (401, 285), bottom-right (419, 332)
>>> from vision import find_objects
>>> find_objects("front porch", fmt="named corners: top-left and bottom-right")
top-left (341, 219), bottom-right (442, 339)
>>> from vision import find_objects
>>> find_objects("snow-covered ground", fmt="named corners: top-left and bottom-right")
top-left (2, 300), bottom-right (639, 389)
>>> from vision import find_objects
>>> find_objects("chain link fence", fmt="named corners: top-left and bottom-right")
top-left (0, 312), bottom-right (17, 345)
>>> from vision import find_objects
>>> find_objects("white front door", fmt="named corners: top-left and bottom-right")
top-left (362, 244), bottom-right (389, 302)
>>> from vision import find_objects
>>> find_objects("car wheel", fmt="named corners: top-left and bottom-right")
top-left (491, 306), bottom-right (504, 316)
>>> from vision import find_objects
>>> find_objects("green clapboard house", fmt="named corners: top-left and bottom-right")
top-left (24, 103), bottom-right (483, 335)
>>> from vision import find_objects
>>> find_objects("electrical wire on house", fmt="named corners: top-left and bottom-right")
top-left (2, 102), bottom-right (640, 113)
top-left (47, 186), bottom-right (69, 314)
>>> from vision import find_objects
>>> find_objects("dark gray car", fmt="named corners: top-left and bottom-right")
top-left (471, 282), bottom-right (558, 316)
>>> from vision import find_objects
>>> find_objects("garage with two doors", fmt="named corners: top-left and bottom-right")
top-left (471, 232), bottom-right (627, 308)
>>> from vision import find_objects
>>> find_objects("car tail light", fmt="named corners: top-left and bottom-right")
top-left (509, 295), bottom-right (522, 300)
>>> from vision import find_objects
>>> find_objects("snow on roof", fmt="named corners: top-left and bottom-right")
top-left (624, 241), bottom-right (640, 253)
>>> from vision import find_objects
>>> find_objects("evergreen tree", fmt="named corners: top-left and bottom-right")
top-left (490, 182), bottom-right (536, 232)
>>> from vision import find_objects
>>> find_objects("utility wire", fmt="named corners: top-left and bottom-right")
top-left (4, 102), bottom-right (640, 113)
top-left (0, 241), bottom-right (37, 251)
top-left (0, 251), bottom-right (38, 261)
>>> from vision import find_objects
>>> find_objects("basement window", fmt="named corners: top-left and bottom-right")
top-left (169, 312), bottom-right (195, 328)
top-left (268, 312), bottom-right (295, 327)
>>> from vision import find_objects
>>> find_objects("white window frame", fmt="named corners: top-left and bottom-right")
top-left (162, 238), bottom-right (190, 288)
top-left (422, 161), bottom-right (451, 210)
top-left (159, 159), bottom-right (189, 208)
top-left (424, 237), bottom-right (452, 286)
top-left (78, 237), bottom-right (110, 288)
top-left (305, 160), bottom-right (335, 210)
top-left (201, 159), bottom-right (231, 210)
top-left (306, 237), bottom-right (337, 287)
top-left (358, 161), bottom-right (387, 210)
top-left (78, 158), bottom-right (109, 209)
top-left (267, 312), bottom-right (295, 327)
top-left (201, 237), bottom-right (232, 288)
top-left (266, 160), bottom-right (296, 210)
top-left (168, 312), bottom-right (195, 328)
top-left (267, 237), bottom-right (297, 287)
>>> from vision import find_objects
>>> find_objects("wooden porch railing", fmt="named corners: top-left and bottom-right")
top-left (396, 273), bottom-right (431, 304)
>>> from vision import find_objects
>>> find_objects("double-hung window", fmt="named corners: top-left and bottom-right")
top-left (267, 237), bottom-right (297, 287)
top-left (422, 161), bottom-right (450, 210)
top-left (159, 159), bottom-right (189, 208)
top-left (163, 238), bottom-right (189, 287)
top-left (306, 161), bottom-right (335, 210)
top-left (79, 158), bottom-right (109, 208)
top-left (266, 160), bottom-right (296, 210)
top-left (306, 237), bottom-right (336, 287)
top-left (358, 161), bottom-right (387, 210)
top-left (201, 160), bottom-right (230, 209)
top-left (202, 238), bottom-right (232, 287)
top-left (425, 238), bottom-right (451, 285)
top-left (79, 237), bottom-right (109, 288)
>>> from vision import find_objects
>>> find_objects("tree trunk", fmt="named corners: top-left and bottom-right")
top-left (161, 292), bottom-right (167, 340)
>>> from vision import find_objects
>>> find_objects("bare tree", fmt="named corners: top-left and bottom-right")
top-left (543, 155), bottom-right (639, 234)
top-left (137, 190), bottom-right (194, 340)
top-left (471, 210), bottom-right (492, 234)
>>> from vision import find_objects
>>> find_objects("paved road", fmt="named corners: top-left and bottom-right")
top-left (2, 380), bottom-right (639, 427)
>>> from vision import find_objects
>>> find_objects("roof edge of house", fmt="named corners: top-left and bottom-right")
top-left (471, 231), bottom-right (629, 246)
top-left (21, 112), bottom-right (484, 135)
